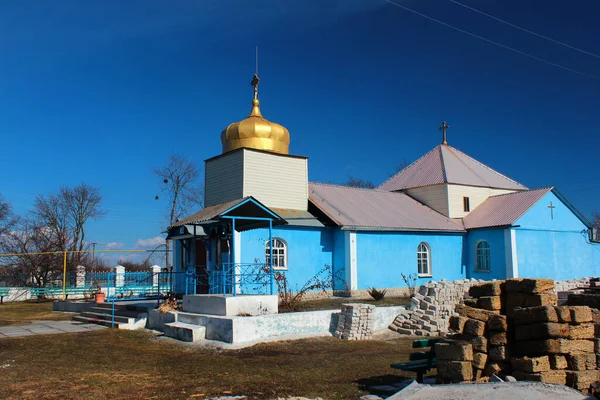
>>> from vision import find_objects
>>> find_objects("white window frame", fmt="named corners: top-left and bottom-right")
top-left (475, 240), bottom-right (491, 272)
top-left (266, 238), bottom-right (288, 270)
top-left (417, 242), bottom-right (431, 277)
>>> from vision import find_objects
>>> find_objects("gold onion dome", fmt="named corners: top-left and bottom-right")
top-left (221, 74), bottom-right (290, 155)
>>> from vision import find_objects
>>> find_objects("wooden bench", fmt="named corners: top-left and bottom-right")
top-left (390, 338), bottom-right (440, 383)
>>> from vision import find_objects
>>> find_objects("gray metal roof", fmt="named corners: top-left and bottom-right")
top-left (270, 208), bottom-right (325, 228)
top-left (170, 197), bottom-right (252, 228)
top-left (308, 182), bottom-right (465, 232)
top-left (463, 187), bottom-right (553, 229)
top-left (378, 144), bottom-right (528, 191)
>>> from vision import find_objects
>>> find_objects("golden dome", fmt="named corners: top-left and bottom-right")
top-left (220, 75), bottom-right (290, 155)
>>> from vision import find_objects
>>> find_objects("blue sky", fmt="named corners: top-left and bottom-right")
top-left (1, 0), bottom-right (599, 263)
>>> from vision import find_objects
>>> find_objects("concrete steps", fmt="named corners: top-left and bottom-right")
top-left (72, 302), bottom-right (148, 330)
top-left (164, 321), bottom-right (206, 342)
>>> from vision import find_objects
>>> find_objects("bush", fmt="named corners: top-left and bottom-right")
top-left (368, 287), bottom-right (387, 301)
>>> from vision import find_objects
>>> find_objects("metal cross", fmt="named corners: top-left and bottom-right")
top-left (251, 73), bottom-right (260, 100)
top-left (548, 201), bottom-right (556, 219)
top-left (439, 121), bottom-right (449, 145)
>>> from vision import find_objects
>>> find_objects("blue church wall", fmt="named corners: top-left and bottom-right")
top-left (355, 232), bottom-right (464, 289)
top-left (240, 226), bottom-right (335, 293)
top-left (514, 192), bottom-right (600, 280)
top-left (332, 230), bottom-right (346, 291)
top-left (464, 229), bottom-right (508, 281)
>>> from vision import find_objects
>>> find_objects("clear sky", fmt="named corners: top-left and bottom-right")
top-left (1, 0), bottom-right (599, 262)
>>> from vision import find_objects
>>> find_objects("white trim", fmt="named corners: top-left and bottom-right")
top-left (504, 229), bottom-right (513, 278)
top-left (345, 231), bottom-right (358, 290)
top-left (266, 237), bottom-right (288, 270)
top-left (474, 240), bottom-right (491, 272)
top-left (511, 229), bottom-right (519, 278)
top-left (234, 231), bottom-right (242, 293)
top-left (417, 242), bottom-right (432, 276)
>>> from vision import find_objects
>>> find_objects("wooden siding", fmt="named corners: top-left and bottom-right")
top-left (447, 184), bottom-right (515, 218)
top-left (405, 184), bottom-right (450, 217)
top-left (243, 150), bottom-right (308, 210)
top-left (204, 150), bottom-right (244, 207)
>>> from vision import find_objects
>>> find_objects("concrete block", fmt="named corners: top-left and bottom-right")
top-left (183, 294), bottom-right (278, 316)
top-left (511, 356), bottom-right (550, 373)
top-left (505, 278), bottom-right (554, 294)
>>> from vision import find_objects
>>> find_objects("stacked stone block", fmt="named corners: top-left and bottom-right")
top-left (334, 304), bottom-right (375, 340)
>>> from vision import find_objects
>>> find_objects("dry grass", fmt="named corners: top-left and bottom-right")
top-left (0, 329), bottom-right (424, 400)
top-left (287, 296), bottom-right (411, 312)
top-left (0, 300), bottom-right (74, 326)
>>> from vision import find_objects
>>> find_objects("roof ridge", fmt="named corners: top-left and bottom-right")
top-left (446, 144), bottom-right (527, 189)
top-left (309, 181), bottom-right (398, 194)
top-left (487, 186), bottom-right (553, 200)
top-left (376, 145), bottom-right (442, 190)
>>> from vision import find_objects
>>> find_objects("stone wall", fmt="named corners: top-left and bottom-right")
top-left (334, 304), bottom-right (375, 340)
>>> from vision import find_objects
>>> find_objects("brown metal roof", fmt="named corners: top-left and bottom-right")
top-left (463, 187), bottom-right (553, 229)
top-left (308, 182), bottom-right (465, 232)
top-left (378, 144), bottom-right (528, 191)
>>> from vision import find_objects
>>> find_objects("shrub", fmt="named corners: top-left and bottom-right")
top-left (401, 272), bottom-right (418, 297)
top-left (367, 287), bottom-right (387, 301)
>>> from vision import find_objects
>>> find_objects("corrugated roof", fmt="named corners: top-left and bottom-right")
top-left (170, 197), bottom-right (251, 228)
top-left (378, 144), bottom-right (528, 191)
top-left (308, 182), bottom-right (465, 232)
top-left (463, 187), bottom-right (553, 229)
top-left (270, 208), bottom-right (325, 227)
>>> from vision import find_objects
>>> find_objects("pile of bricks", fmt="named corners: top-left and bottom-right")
top-left (389, 279), bottom-right (487, 336)
top-left (439, 278), bottom-right (600, 394)
top-left (334, 303), bottom-right (375, 340)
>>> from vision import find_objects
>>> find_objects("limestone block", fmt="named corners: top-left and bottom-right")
top-left (488, 315), bottom-right (508, 332)
top-left (506, 293), bottom-right (557, 308)
top-left (464, 319), bottom-right (486, 336)
top-left (550, 355), bottom-right (568, 370)
top-left (516, 339), bottom-right (594, 355)
top-left (437, 360), bottom-right (473, 383)
top-left (505, 278), bottom-right (555, 294)
top-left (456, 305), bottom-right (498, 322)
top-left (435, 341), bottom-right (474, 361)
top-left (566, 370), bottom-right (600, 390)
top-left (478, 296), bottom-right (504, 311)
top-left (569, 323), bottom-right (595, 340)
top-left (449, 316), bottom-right (467, 333)
top-left (489, 346), bottom-right (509, 361)
top-left (464, 299), bottom-right (478, 308)
top-left (594, 339), bottom-right (600, 353)
top-left (472, 352), bottom-right (487, 369)
top-left (568, 354), bottom-right (597, 371)
top-left (514, 322), bottom-right (569, 340)
top-left (570, 306), bottom-right (593, 323)
top-left (511, 306), bottom-right (558, 326)
top-left (483, 362), bottom-right (509, 377)
top-left (510, 356), bottom-right (550, 373)
top-left (525, 370), bottom-right (567, 385)
top-left (489, 332), bottom-right (508, 346)
top-left (555, 306), bottom-right (572, 323)
top-left (469, 281), bottom-right (502, 298)
top-left (473, 368), bottom-right (483, 381)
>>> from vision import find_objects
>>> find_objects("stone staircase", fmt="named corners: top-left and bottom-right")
top-left (72, 302), bottom-right (149, 330)
top-left (163, 312), bottom-right (209, 342)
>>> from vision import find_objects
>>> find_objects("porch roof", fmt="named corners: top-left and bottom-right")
top-left (169, 197), bottom-right (286, 232)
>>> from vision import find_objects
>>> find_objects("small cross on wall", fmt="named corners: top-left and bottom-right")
top-left (547, 201), bottom-right (556, 220)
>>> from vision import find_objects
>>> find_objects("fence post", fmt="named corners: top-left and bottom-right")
top-left (114, 265), bottom-right (125, 288)
top-left (76, 265), bottom-right (86, 288)
top-left (150, 265), bottom-right (161, 287)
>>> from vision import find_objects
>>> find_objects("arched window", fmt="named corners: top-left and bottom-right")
top-left (266, 238), bottom-right (287, 270)
top-left (417, 242), bottom-right (431, 276)
top-left (475, 241), bottom-right (491, 272)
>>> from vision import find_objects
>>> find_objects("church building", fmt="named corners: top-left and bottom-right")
top-left (168, 75), bottom-right (600, 296)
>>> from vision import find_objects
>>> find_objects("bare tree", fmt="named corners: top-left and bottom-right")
top-left (32, 183), bottom-right (105, 269)
top-left (154, 154), bottom-right (203, 269)
top-left (345, 176), bottom-right (376, 189)
top-left (0, 194), bottom-right (17, 239)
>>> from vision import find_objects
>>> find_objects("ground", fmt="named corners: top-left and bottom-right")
top-left (0, 300), bottom-right (73, 326)
top-left (0, 300), bottom-right (423, 400)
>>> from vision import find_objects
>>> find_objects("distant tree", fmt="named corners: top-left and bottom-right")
top-left (154, 154), bottom-right (203, 270)
top-left (0, 194), bottom-right (17, 240)
top-left (345, 176), bottom-right (376, 189)
top-left (33, 183), bottom-right (105, 267)
top-left (390, 159), bottom-right (410, 177)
